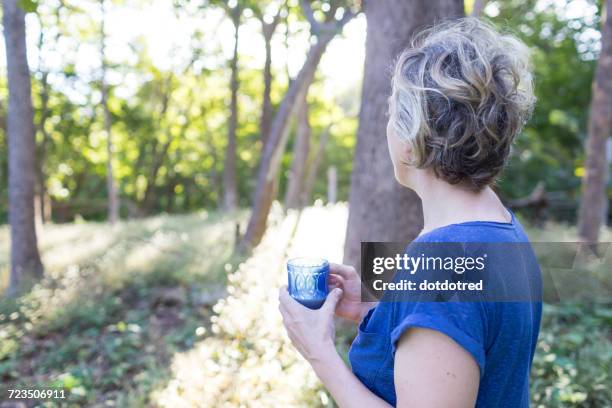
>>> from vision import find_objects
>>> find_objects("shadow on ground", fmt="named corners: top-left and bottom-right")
top-left (0, 211), bottom-right (245, 406)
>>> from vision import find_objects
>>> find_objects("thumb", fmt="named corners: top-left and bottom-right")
top-left (322, 288), bottom-right (343, 312)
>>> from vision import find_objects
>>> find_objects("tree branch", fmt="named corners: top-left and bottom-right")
top-left (318, 7), bottom-right (356, 35)
top-left (471, 0), bottom-right (487, 17)
top-left (300, 0), bottom-right (321, 35)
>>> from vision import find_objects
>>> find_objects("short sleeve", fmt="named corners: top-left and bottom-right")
top-left (390, 302), bottom-right (487, 378)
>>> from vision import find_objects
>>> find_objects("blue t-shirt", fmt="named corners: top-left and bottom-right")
top-left (348, 213), bottom-right (542, 407)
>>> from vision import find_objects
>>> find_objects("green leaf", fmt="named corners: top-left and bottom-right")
top-left (18, 0), bottom-right (37, 13)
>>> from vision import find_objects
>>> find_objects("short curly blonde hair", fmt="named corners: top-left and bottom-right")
top-left (389, 17), bottom-right (535, 191)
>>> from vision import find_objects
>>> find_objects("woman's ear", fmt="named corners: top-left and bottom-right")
top-left (400, 139), bottom-right (414, 166)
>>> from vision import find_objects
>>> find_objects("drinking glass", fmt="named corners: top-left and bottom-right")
top-left (287, 257), bottom-right (329, 309)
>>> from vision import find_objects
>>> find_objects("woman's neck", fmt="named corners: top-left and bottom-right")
top-left (412, 173), bottom-right (511, 235)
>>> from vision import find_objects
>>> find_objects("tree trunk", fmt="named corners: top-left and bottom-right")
top-left (223, 7), bottom-right (240, 212)
top-left (100, 0), bottom-right (119, 224)
top-left (141, 139), bottom-right (172, 213)
top-left (140, 77), bottom-right (173, 214)
top-left (142, 114), bottom-right (191, 214)
top-left (284, 92), bottom-right (311, 209)
top-left (327, 166), bottom-right (337, 204)
top-left (260, 14), bottom-right (280, 147)
top-left (239, 31), bottom-right (337, 251)
top-left (3, 0), bottom-right (44, 295)
top-left (578, 0), bottom-right (612, 243)
top-left (35, 9), bottom-right (60, 225)
top-left (239, 5), bottom-right (355, 251)
top-left (343, 0), bottom-right (464, 270)
top-left (36, 70), bottom-right (51, 225)
top-left (302, 126), bottom-right (330, 206)
top-left (471, 0), bottom-right (486, 17)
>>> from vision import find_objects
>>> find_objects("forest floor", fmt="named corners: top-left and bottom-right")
top-left (0, 204), bottom-right (610, 407)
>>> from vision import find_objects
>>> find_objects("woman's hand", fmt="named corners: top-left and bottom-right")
top-left (279, 286), bottom-right (343, 363)
top-left (329, 263), bottom-right (375, 323)
top-left (279, 286), bottom-right (392, 408)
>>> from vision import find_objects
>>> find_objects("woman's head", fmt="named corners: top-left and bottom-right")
top-left (387, 18), bottom-right (535, 192)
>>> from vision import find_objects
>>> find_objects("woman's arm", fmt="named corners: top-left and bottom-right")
top-left (279, 286), bottom-right (390, 407)
top-left (309, 327), bottom-right (479, 408)
top-left (310, 345), bottom-right (391, 408)
top-left (280, 286), bottom-right (479, 407)
top-left (394, 327), bottom-right (479, 407)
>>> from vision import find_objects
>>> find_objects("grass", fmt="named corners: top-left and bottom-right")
top-left (0, 210), bottom-right (246, 406)
top-left (0, 206), bottom-right (610, 407)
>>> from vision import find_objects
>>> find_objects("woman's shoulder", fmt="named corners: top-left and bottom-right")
top-left (414, 211), bottom-right (530, 244)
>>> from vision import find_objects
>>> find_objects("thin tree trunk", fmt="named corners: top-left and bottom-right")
top-left (141, 140), bottom-right (172, 213)
top-left (35, 70), bottom-right (50, 225)
top-left (259, 10), bottom-right (281, 147)
top-left (471, 0), bottom-right (486, 17)
top-left (344, 0), bottom-right (464, 270)
top-left (204, 134), bottom-right (222, 209)
top-left (239, 4), bottom-right (355, 251)
top-left (100, 0), bottom-right (119, 224)
top-left (284, 92), bottom-right (311, 209)
top-left (261, 33), bottom-right (273, 146)
top-left (302, 125), bottom-right (330, 205)
top-left (327, 166), bottom-right (337, 204)
top-left (578, 0), bottom-right (612, 243)
top-left (223, 7), bottom-right (240, 211)
top-left (34, 28), bottom-right (48, 225)
top-left (3, 0), bottom-right (44, 295)
top-left (141, 118), bottom-right (188, 214)
top-left (35, 8), bottom-right (60, 225)
top-left (240, 31), bottom-right (337, 250)
top-left (140, 77), bottom-right (174, 213)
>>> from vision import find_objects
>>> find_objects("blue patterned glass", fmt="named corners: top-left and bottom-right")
top-left (287, 258), bottom-right (329, 309)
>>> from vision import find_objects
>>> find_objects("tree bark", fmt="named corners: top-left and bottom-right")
top-left (3, 0), bottom-right (44, 295)
top-left (34, 8), bottom-right (61, 225)
top-left (471, 0), bottom-right (486, 17)
top-left (259, 10), bottom-right (281, 147)
top-left (222, 6), bottom-right (241, 211)
top-left (578, 0), bottom-right (612, 243)
top-left (261, 27), bottom-right (273, 146)
top-left (343, 0), bottom-right (464, 270)
top-left (140, 75), bottom-right (174, 214)
top-left (284, 92), bottom-right (311, 209)
top-left (239, 26), bottom-right (343, 251)
top-left (36, 69), bottom-right (51, 225)
top-left (302, 125), bottom-right (330, 205)
top-left (327, 165), bottom-right (337, 204)
top-left (239, 4), bottom-right (356, 251)
top-left (141, 139), bottom-right (172, 213)
top-left (100, 0), bottom-right (119, 224)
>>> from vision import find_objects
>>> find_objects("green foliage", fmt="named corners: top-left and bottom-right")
top-left (491, 0), bottom-right (600, 220)
top-left (18, 0), bottom-right (38, 13)
top-left (531, 303), bottom-right (611, 407)
top-left (0, 212), bottom-right (244, 405)
top-left (1, 210), bottom-right (611, 406)
top-left (0, 0), bottom-right (602, 224)
top-left (1, 0), bottom-right (609, 404)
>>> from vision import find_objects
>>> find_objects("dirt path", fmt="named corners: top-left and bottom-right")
top-left (152, 204), bottom-right (348, 407)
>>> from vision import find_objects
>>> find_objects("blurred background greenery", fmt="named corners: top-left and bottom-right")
top-left (0, 0), bottom-right (608, 223)
top-left (0, 0), bottom-right (610, 406)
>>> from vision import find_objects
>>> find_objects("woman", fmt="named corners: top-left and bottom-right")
top-left (279, 18), bottom-right (541, 407)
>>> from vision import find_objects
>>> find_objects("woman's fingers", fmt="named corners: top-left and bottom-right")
top-left (279, 302), bottom-right (288, 320)
top-left (329, 273), bottom-right (345, 282)
top-left (329, 263), bottom-right (357, 279)
top-left (278, 285), bottom-right (303, 315)
top-left (322, 288), bottom-right (343, 313)
top-left (329, 273), bottom-right (345, 287)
